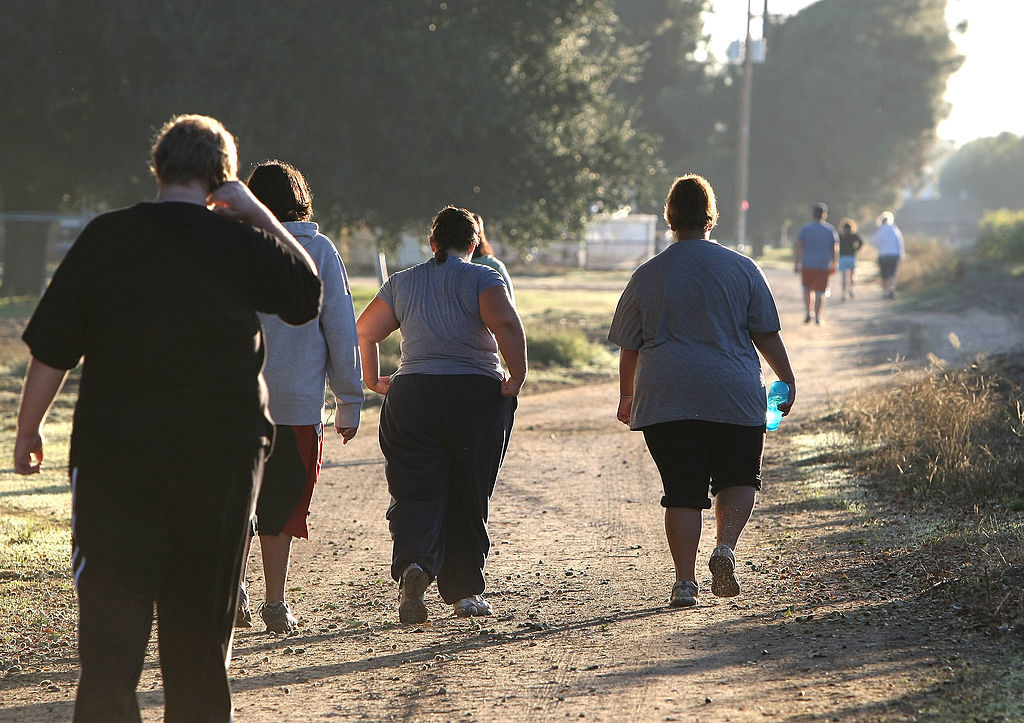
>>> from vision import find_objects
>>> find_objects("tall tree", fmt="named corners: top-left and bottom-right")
top-left (610, 0), bottom-right (712, 206)
top-left (310, 1), bottom-right (660, 246)
top-left (0, 1), bottom-right (659, 293)
top-left (938, 133), bottom-right (1024, 211)
top-left (731, 0), bottom-right (962, 241)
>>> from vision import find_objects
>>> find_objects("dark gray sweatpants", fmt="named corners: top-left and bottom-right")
top-left (71, 441), bottom-right (266, 722)
top-left (379, 374), bottom-right (516, 603)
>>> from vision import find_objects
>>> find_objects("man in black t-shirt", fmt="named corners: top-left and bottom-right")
top-left (14, 114), bottom-right (321, 722)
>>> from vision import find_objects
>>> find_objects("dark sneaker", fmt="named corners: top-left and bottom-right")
top-left (398, 564), bottom-right (430, 624)
top-left (235, 585), bottom-right (253, 628)
top-left (709, 545), bottom-right (740, 597)
top-left (453, 595), bottom-right (493, 618)
top-left (669, 580), bottom-right (699, 608)
top-left (259, 601), bottom-right (298, 634)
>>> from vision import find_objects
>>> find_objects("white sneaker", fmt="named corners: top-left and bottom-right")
top-left (453, 595), bottom-right (493, 617)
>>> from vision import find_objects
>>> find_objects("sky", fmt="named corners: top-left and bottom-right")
top-left (701, 0), bottom-right (1022, 145)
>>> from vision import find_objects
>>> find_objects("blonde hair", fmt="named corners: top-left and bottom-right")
top-left (150, 114), bottom-right (238, 191)
top-left (876, 211), bottom-right (894, 225)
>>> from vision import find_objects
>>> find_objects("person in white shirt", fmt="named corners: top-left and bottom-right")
top-left (873, 211), bottom-right (905, 299)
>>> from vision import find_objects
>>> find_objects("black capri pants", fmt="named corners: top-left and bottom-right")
top-left (379, 374), bottom-right (516, 603)
top-left (642, 419), bottom-right (764, 510)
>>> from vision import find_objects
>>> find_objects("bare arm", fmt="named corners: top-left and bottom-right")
top-left (793, 238), bottom-right (803, 272)
top-left (479, 286), bottom-right (527, 397)
top-left (616, 348), bottom-right (639, 425)
top-left (355, 296), bottom-right (400, 396)
top-left (14, 357), bottom-right (70, 474)
top-left (208, 181), bottom-right (318, 277)
top-left (751, 331), bottom-right (796, 415)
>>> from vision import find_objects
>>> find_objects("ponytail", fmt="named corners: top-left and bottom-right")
top-left (429, 206), bottom-right (478, 264)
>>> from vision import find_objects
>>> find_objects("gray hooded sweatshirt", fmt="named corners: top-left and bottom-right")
top-left (258, 221), bottom-right (363, 429)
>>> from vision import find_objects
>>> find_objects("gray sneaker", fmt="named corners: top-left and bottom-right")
top-left (669, 580), bottom-right (699, 608)
top-left (709, 545), bottom-right (740, 597)
top-left (259, 601), bottom-right (298, 634)
top-left (235, 585), bottom-right (253, 628)
top-left (453, 595), bottom-right (493, 617)
top-left (398, 564), bottom-right (430, 624)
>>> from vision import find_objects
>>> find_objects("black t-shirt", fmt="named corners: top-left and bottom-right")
top-left (22, 202), bottom-right (322, 468)
top-left (838, 231), bottom-right (864, 257)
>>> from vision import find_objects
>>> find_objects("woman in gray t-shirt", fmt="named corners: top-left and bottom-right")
top-left (356, 206), bottom-right (527, 625)
top-left (608, 174), bottom-right (796, 609)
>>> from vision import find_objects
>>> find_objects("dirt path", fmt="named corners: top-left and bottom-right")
top-left (3, 265), bottom-right (1021, 721)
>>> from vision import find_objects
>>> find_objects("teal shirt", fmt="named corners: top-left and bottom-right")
top-left (473, 254), bottom-right (515, 306)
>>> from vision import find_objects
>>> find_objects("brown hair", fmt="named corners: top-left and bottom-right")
top-left (245, 160), bottom-right (314, 222)
top-left (430, 206), bottom-right (479, 263)
top-left (472, 213), bottom-right (495, 258)
top-left (664, 174), bottom-right (718, 236)
top-left (150, 114), bottom-right (238, 192)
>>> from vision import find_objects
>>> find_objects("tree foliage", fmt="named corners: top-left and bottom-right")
top-left (0, 1), bottom-right (658, 257)
top-left (0, 0), bottom-right (967, 293)
top-left (938, 133), bottom-right (1024, 211)
top-left (610, 0), bottom-right (711, 208)
top-left (697, 0), bottom-right (963, 241)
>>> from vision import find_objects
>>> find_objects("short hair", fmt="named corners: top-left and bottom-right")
top-left (664, 174), bottom-right (718, 235)
top-left (813, 202), bottom-right (828, 220)
top-left (150, 114), bottom-right (238, 191)
top-left (839, 217), bottom-right (857, 233)
top-left (430, 206), bottom-right (479, 263)
top-left (877, 211), bottom-right (894, 225)
top-left (245, 160), bottom-right (314, 222)
top-left (472, 213), bottom-right (495, 258)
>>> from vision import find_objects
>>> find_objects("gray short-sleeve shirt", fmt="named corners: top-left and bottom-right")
top-left (378, 256), bottom-right (506, 380)
top-left (607, 239), bottom-right (781, 429)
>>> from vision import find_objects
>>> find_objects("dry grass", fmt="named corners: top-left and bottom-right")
top-left (836, 358), bottom-right (1024, 505)
top-left (826, 354), bottom-right (1024, 638)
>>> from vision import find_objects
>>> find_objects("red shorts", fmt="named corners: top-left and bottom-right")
top-left (256, 424), bottom-right (324, 539)
top-left (801, 267), bottom-right (830, 293)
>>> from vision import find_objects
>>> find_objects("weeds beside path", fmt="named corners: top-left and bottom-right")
top-left (2, 266), bottom-right (1023, 721)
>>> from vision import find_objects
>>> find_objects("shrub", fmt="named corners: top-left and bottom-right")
top-left (976, 209), bottom-right (1024, 264)
top-left (527, 329), bottom-right (614, 369)
top-left (896, 236), bottom-right (962, 292)
top-left (837, 358), bottom-right (1024, 506)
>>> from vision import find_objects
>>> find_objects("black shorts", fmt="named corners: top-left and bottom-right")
top-left (878, 255), bottom-right (900, 280)
top-left (642, 419), bottom-right (764, 510)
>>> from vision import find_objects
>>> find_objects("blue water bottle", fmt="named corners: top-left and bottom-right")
top-left (765, 381), bottom-right (790, 431)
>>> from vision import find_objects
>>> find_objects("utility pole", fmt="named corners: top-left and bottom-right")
top-left (735, 0), bottom-right (754, 250)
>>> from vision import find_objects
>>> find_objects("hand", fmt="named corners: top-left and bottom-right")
top-left (616, 396), bottom-right (632, 426)
top-left (778, 384), bottom-right (796, 417)
top-left (794, 263), bottom-right (802, 274)
top-left (365, 376), bottom-right (391, 395)
top-left (501, 375), bottom-right (525, 398)
top-left (208, 181), bottom-right (265, 224)
top-left (14, 430), bottom-right (44, 475)
top-left (336, 426), bottom-right (358, 444)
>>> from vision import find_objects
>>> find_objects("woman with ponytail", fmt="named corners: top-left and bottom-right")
top-left (356, 205), bottom-right (527, 624)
